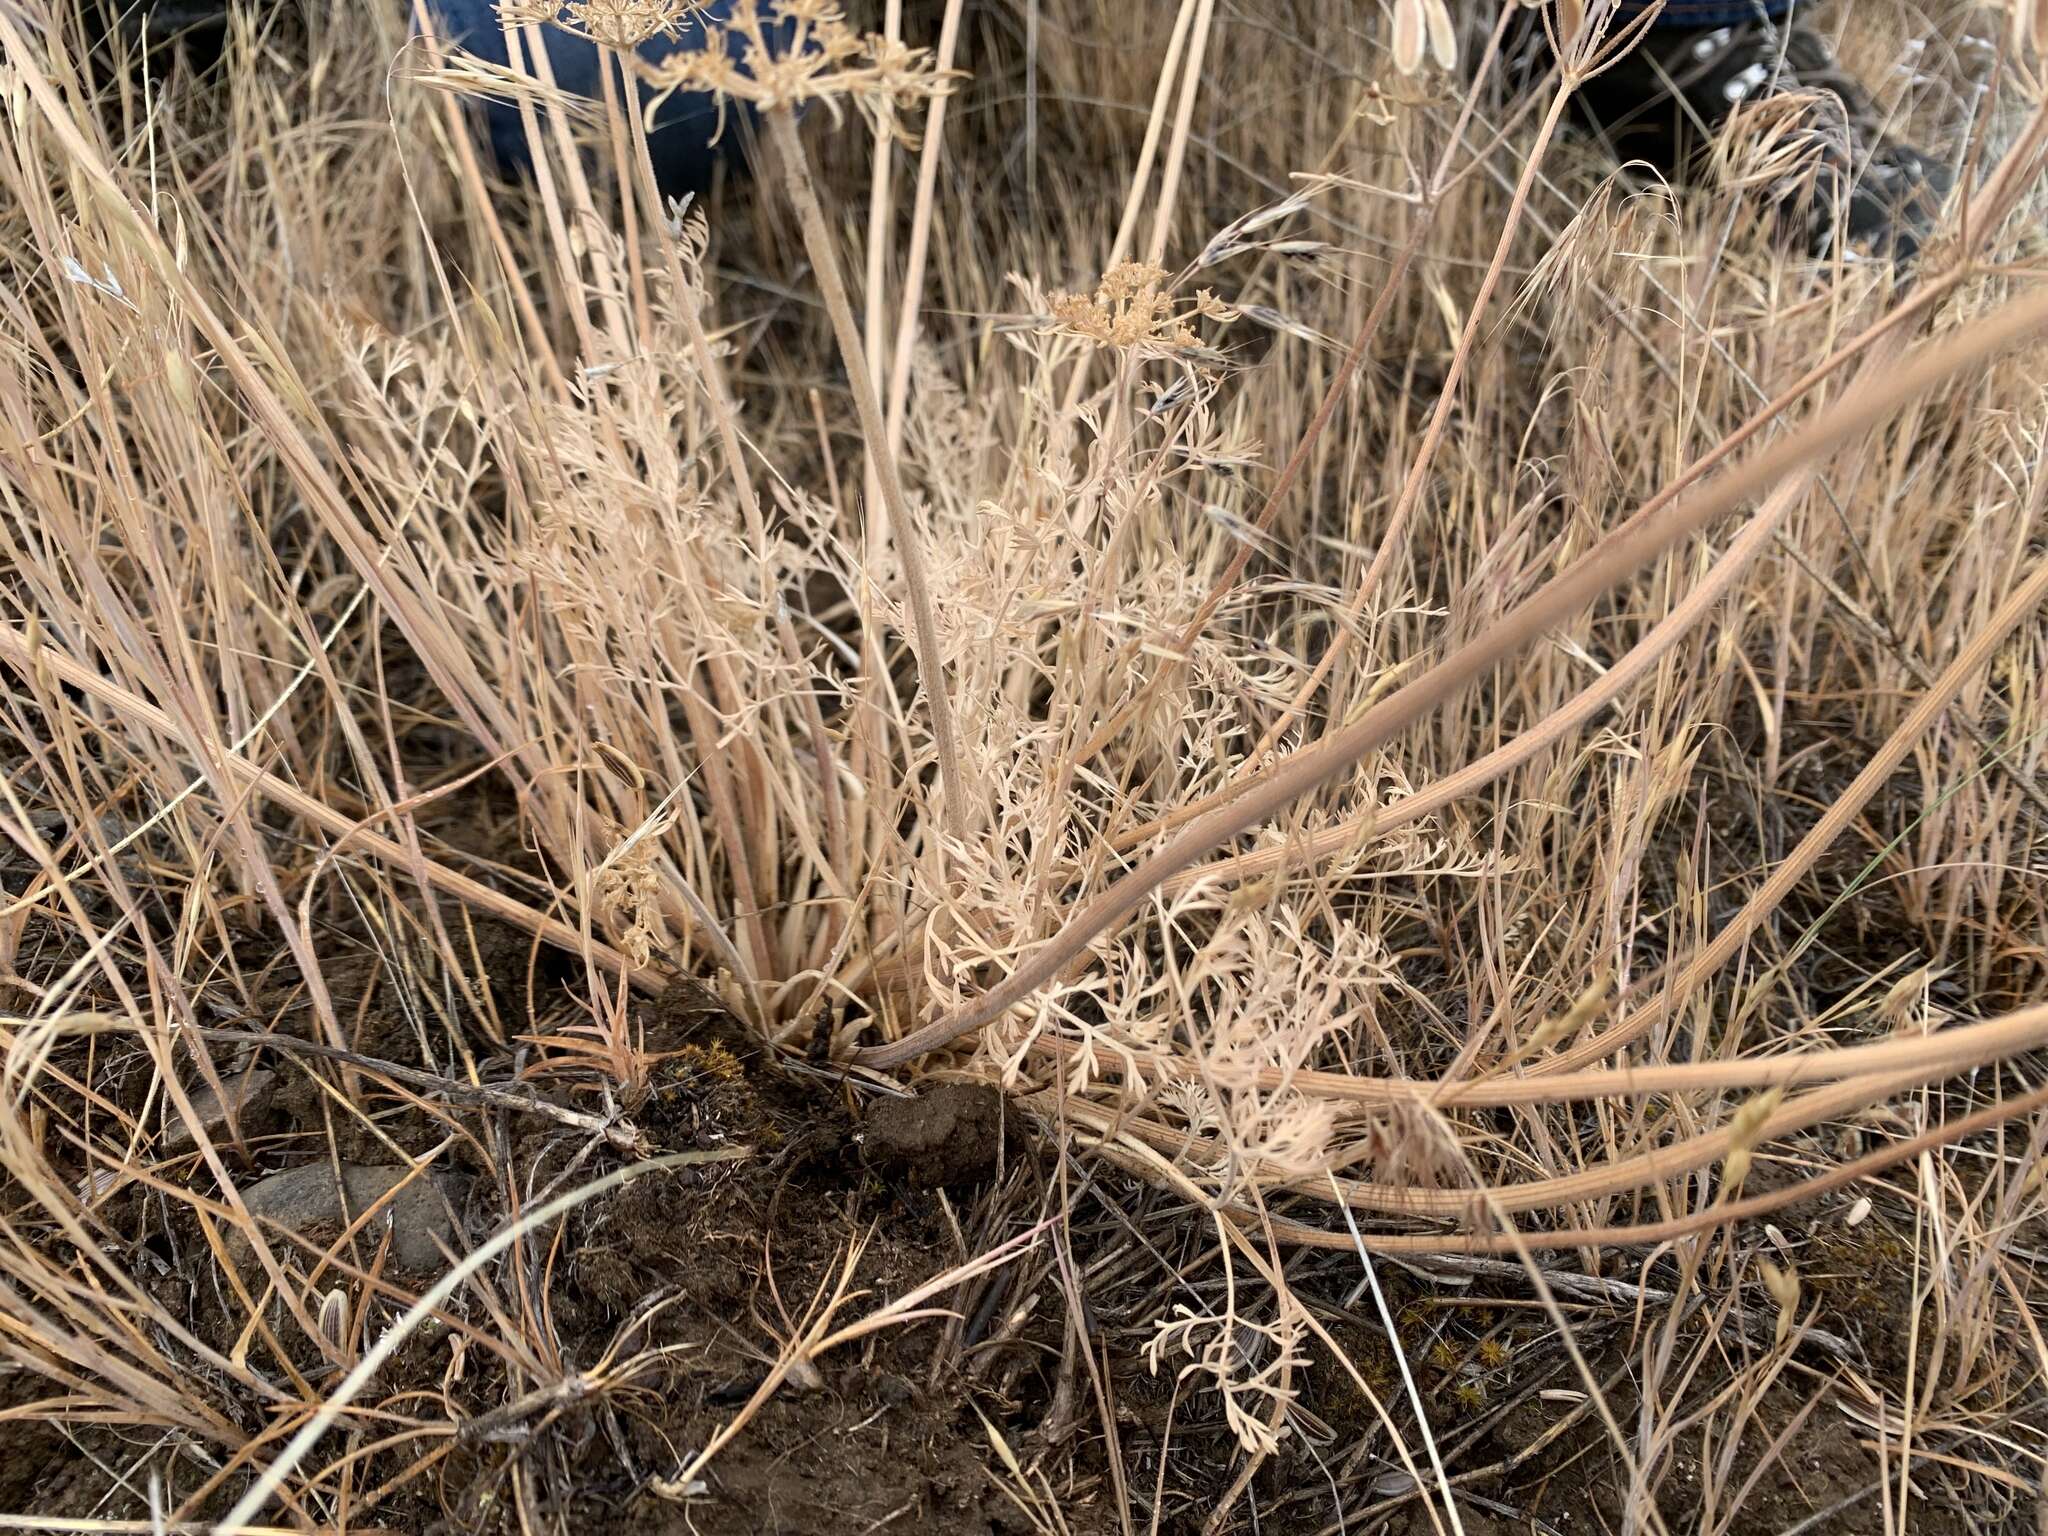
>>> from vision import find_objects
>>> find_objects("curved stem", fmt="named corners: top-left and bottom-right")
top-left (853, 283), bottom-right (2048, 1069)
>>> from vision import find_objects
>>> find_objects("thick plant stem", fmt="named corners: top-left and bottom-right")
top-left (767, 104), bottom-right (968, 847)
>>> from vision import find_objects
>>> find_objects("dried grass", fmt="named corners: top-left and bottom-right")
top-left (2, 0), bottom-right (2047, 1529)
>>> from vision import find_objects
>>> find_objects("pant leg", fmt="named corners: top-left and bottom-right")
top-left (424, 1), bottom-right (763, 196)
top-left (1612, 1), bottom-right (1792, 25)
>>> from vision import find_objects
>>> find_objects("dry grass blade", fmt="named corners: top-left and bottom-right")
top-left (217, 1148), bottom-right (746, 1533)
top-left (4, 0), bottom-right (2047, 1528)
top-left (859, 283), bottom-right (2048, 1069)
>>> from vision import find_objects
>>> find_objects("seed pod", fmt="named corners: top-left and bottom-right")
top-left (1557, 0), bottom-right (1587, 50)
top-left (1426, 0), bottom-right (1456, 71)
top-left (1722, 1086), bottom-right (1784, 1195)
top-left (317, 1288), bottom-right (349, 1354)
top-left (1759, 1259), bottom-right (1800, 1347)
top-left (163, 348), bottom-right (194, 412)
top-left (1393, 0), bottom-right (1424, 76)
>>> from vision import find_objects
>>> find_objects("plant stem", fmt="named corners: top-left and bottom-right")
top-left (603, 51), bottom-right (849, 989)
top-left (852, 281), bottom-right (2048, 1069)
top-left (767, 104), bottom-right (969, 849)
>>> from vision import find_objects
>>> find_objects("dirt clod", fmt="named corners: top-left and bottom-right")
top-left (862, 1081), bottom-right (1004, 1188)
top-left (162, 1067), bottom-right (275, 1149)
top-left (228, 1162), bottom-right (469, 1273)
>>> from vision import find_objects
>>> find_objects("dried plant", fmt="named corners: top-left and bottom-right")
top-left (498, 0), bottom-right (708, 47)
top-left (1391, 0), bottom-right (1456, 76)
top-left (1145, 1284), bottom-right (1307, 1456)
top-left (3, 0), bottom-right (2047, 1529)
top-left (636, 0), bottom-right (954, 134)
top-left (1041, 260), bottom-right (1238, 355)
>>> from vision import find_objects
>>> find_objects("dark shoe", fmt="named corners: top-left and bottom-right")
top-left (1568, 19), bottom-right (1951, 262)
top-left (85, 2), bottom-right (235, 73)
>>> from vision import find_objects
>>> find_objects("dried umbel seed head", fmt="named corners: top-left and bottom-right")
top-left (633, 0), bottom-right (956, 138)
top-left (564, 0), bottom-right (704, 50)
top-left (494, 0), bottom-right (709, 47)
top-left (1042, 262), bottom-right (1237, 359)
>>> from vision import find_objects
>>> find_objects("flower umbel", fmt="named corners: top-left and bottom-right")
top-left (632, 0), bottom-right (956, 138)
top-left (495, 0), bottom-right (708, 47)
top-left (1043, 262), bottom-right (1237, 358)
top-left (563, 0), bottom-right (703, 50)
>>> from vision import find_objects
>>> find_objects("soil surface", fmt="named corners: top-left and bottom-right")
top-left (0, 940), bottom-right (1083, 1533)
top-left (0, 896), bottom-right (2010, 1535)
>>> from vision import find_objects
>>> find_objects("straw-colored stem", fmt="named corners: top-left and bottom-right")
top-left (854, 281), bottom-right (2048, 1068)
top-left (882, 0), bottom-right (966, 463)
top-left (607, 51), bottom-right (850, 976)
top-left (767, 103), bottom-right (969, 848)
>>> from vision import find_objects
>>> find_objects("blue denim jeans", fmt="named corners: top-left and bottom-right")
top-left (425, 0), bottom-right (1803, 195)
top-left (425, 0), bottom-right (758, 195)
top-left (1616, 0), bottom-right (1793, 24)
